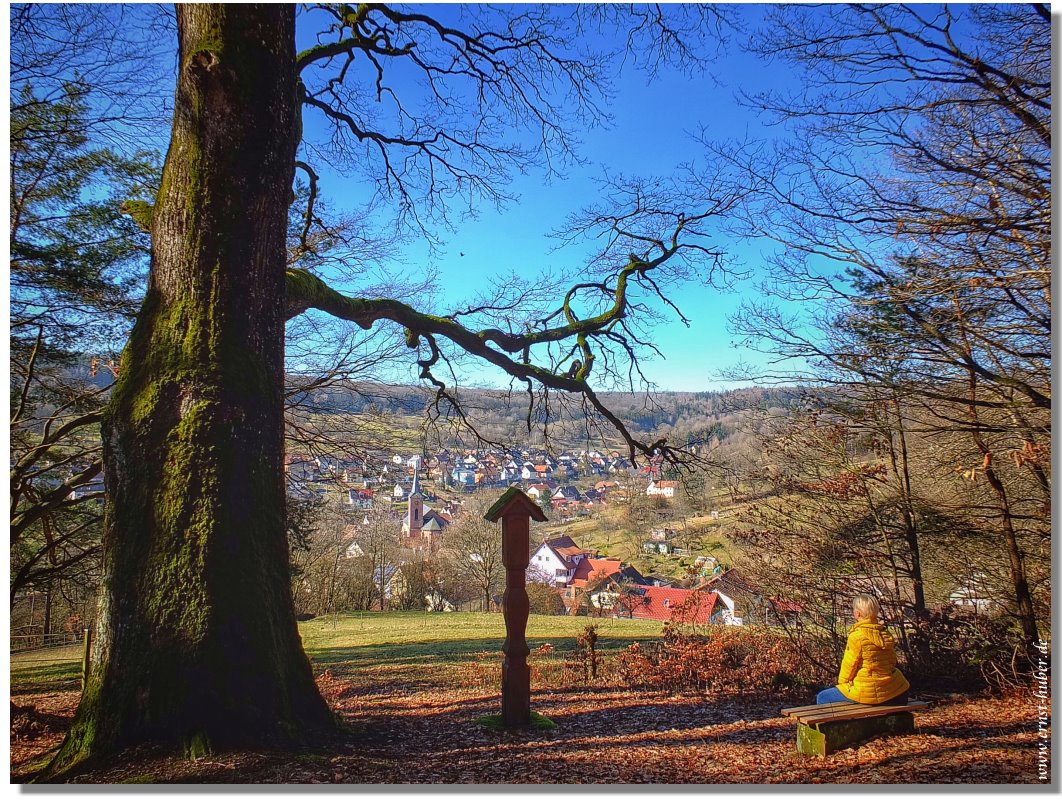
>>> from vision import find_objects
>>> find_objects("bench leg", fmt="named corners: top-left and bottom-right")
top-left (796, 712), bottom-right (915, 757)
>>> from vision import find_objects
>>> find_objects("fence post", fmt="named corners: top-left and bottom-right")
top-left (80, 626), bottom-right (92, 692)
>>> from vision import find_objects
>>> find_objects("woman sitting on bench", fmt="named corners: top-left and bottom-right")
top-left (817, 594), bottom-right (909, 706)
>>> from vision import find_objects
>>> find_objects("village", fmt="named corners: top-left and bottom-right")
top-left (282, 445), bottom-right (798, 626)
top-left (11, 3), bottom-right (1046, 784)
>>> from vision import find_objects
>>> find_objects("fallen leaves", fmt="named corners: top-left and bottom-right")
top-left (10, 682), bottom-right (1048, 784)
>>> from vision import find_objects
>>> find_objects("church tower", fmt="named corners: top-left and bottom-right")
top-left (405, 466), bottom-right (424, 537)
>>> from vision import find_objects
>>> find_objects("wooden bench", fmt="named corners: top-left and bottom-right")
top-left (781, 700), bottom-right (930, 756)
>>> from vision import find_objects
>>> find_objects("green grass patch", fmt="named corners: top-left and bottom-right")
top-left (11, 613), bottom-right (665, 697)
top-left (300, 611), bottom-right (662, 658)
top-left (475, 711), bottom-right (557, 731)
top-left (11, 647), bottom-right (82, 695)
top-left (300, 611), bottom-right (663, 687)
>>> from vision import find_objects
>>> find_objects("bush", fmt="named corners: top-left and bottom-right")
top-left (527, 582), bottom-right (566, 615)
top-left (563, 625), bottom-right (603, 685)
top-left (617, 624), bottom-right (826, 698)
top-left (903, 608), bottom-right (1030, 693)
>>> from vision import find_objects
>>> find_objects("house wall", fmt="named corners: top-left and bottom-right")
top-left (529, 545), bottom-right (572, 587)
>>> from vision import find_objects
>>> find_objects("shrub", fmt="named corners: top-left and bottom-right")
top-left (903, 608), bottom-right (1030, 694)
top-left (563, 624), bottom-right (603, 685)
top-left (527, 582), bottom-right (566, 615)
top-left (617, 624), bottom-right (826, 698)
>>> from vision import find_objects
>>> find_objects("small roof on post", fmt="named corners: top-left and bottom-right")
top-left (483, 487), bottom-right (548, 523)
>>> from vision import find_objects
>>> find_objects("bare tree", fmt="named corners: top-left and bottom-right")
top-left (711, 3), bottom-right (1048, 658)
top-left (442, 494), bottom-right (504, 613)
top-left (10, 5), bottom-right (164, 619)
top-left (48, 4), bottom-right (735, 773)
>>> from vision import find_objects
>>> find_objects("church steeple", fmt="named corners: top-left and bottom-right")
top-left (405, 466), bottom-right (424, 537)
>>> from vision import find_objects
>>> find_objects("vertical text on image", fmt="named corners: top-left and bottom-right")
top-left (1034, 640), bottom-right (1049, 782)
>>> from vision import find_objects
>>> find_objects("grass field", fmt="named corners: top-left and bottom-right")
top-left (300, 610), bottom-right (662, 652)
top-left (10, 612), bottom-right (664, 698)
top-left (11, 645), bottom-right (83, 697)
top-left (300, 611), bottom-right (663, 690)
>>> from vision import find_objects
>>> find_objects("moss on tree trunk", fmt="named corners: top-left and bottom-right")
top-left (46, 5), bottom-right (333, 777)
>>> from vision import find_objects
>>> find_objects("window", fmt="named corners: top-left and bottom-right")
top-left (662, 598), bottom-right (671, 608)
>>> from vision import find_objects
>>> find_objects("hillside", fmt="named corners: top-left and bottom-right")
top-left (287, 380), bottom-right (808, 449)
top-left (64, 362), bottom-right (807, 452)
top-left (535, 499), bottom-right (744, 582)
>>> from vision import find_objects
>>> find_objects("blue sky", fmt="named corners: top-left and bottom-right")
top-left (409, 54), bottom-right (775, 392)
top-left (17, 4), bottom-right (811, 394)
top-left (297, 4), bottom-right (798, 393)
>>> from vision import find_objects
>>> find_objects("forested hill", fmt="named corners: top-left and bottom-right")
top-left (65, 363), bottom-right (806, 444)
top-left (286, 380), bottom-right (808, 445)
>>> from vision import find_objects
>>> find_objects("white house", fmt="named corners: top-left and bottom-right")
top-left (949, 572), bottom-right (997, 613)
top-left (553, 485), bottom-right (582, 502)
top-left (450, 466), bottom-right (476, 488)
top-left (525, 481), bottom-right (558, 500)
top-left (347, 488), bottom-right (374, 509)
top-left (528, 535), bottom-right (587, 587)
top-left (646, 480), bottom-right (679, 498)
top-left (711, 590), bottom-right (744, 626)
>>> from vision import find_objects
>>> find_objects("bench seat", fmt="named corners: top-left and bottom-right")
top-left (781, 700), bottom-right (930, 756)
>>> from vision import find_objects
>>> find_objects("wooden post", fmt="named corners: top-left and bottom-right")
top-left (80, 626), bottom-right (92, 692)
top-left (484, 487), bottom-right (547, 729)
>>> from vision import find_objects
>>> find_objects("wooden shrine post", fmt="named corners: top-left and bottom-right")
top-left (484, 487), bottom-right (547, 728)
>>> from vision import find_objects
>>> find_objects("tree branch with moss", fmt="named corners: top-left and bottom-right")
top-left (284, 183), bottom-right (735, 466)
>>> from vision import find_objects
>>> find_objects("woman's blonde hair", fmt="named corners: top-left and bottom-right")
top-left (852, 593), bottom-right (881, 621)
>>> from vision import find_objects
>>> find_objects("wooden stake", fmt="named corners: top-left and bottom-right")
top-left (484, 488), bottom-right (547, 729)
top-left (80, 626), bottom-right (92, 693)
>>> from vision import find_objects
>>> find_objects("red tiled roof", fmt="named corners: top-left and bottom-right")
top-left (627, 587), bottom-right (717, 624)
top-left (569, 558), bottom-right (624, 589)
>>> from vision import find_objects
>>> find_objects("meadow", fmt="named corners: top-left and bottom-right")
top-left (300, 611), bottom-right (664, 692)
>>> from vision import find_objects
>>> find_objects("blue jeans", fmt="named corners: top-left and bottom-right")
top-left (816, 687), bottom-right (847, 704)
top-left (816, 687), bottom-right (909, 705)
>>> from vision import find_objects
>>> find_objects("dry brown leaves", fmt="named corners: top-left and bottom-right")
top-left (11, 682), bottom-right (1047, 784)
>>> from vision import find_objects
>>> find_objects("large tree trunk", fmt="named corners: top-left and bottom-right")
top-left (50, 5), bottom-right (333, 774)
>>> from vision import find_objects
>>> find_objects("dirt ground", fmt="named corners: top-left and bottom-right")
top-left (11, 680), bottom-right (1048, 784)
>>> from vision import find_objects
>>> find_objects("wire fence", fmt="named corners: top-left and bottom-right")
top-left (10, 629), bottom-right (86, 655)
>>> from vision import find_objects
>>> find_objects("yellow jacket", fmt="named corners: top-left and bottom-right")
top-left (836, 619), bottom-right (910, 704)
